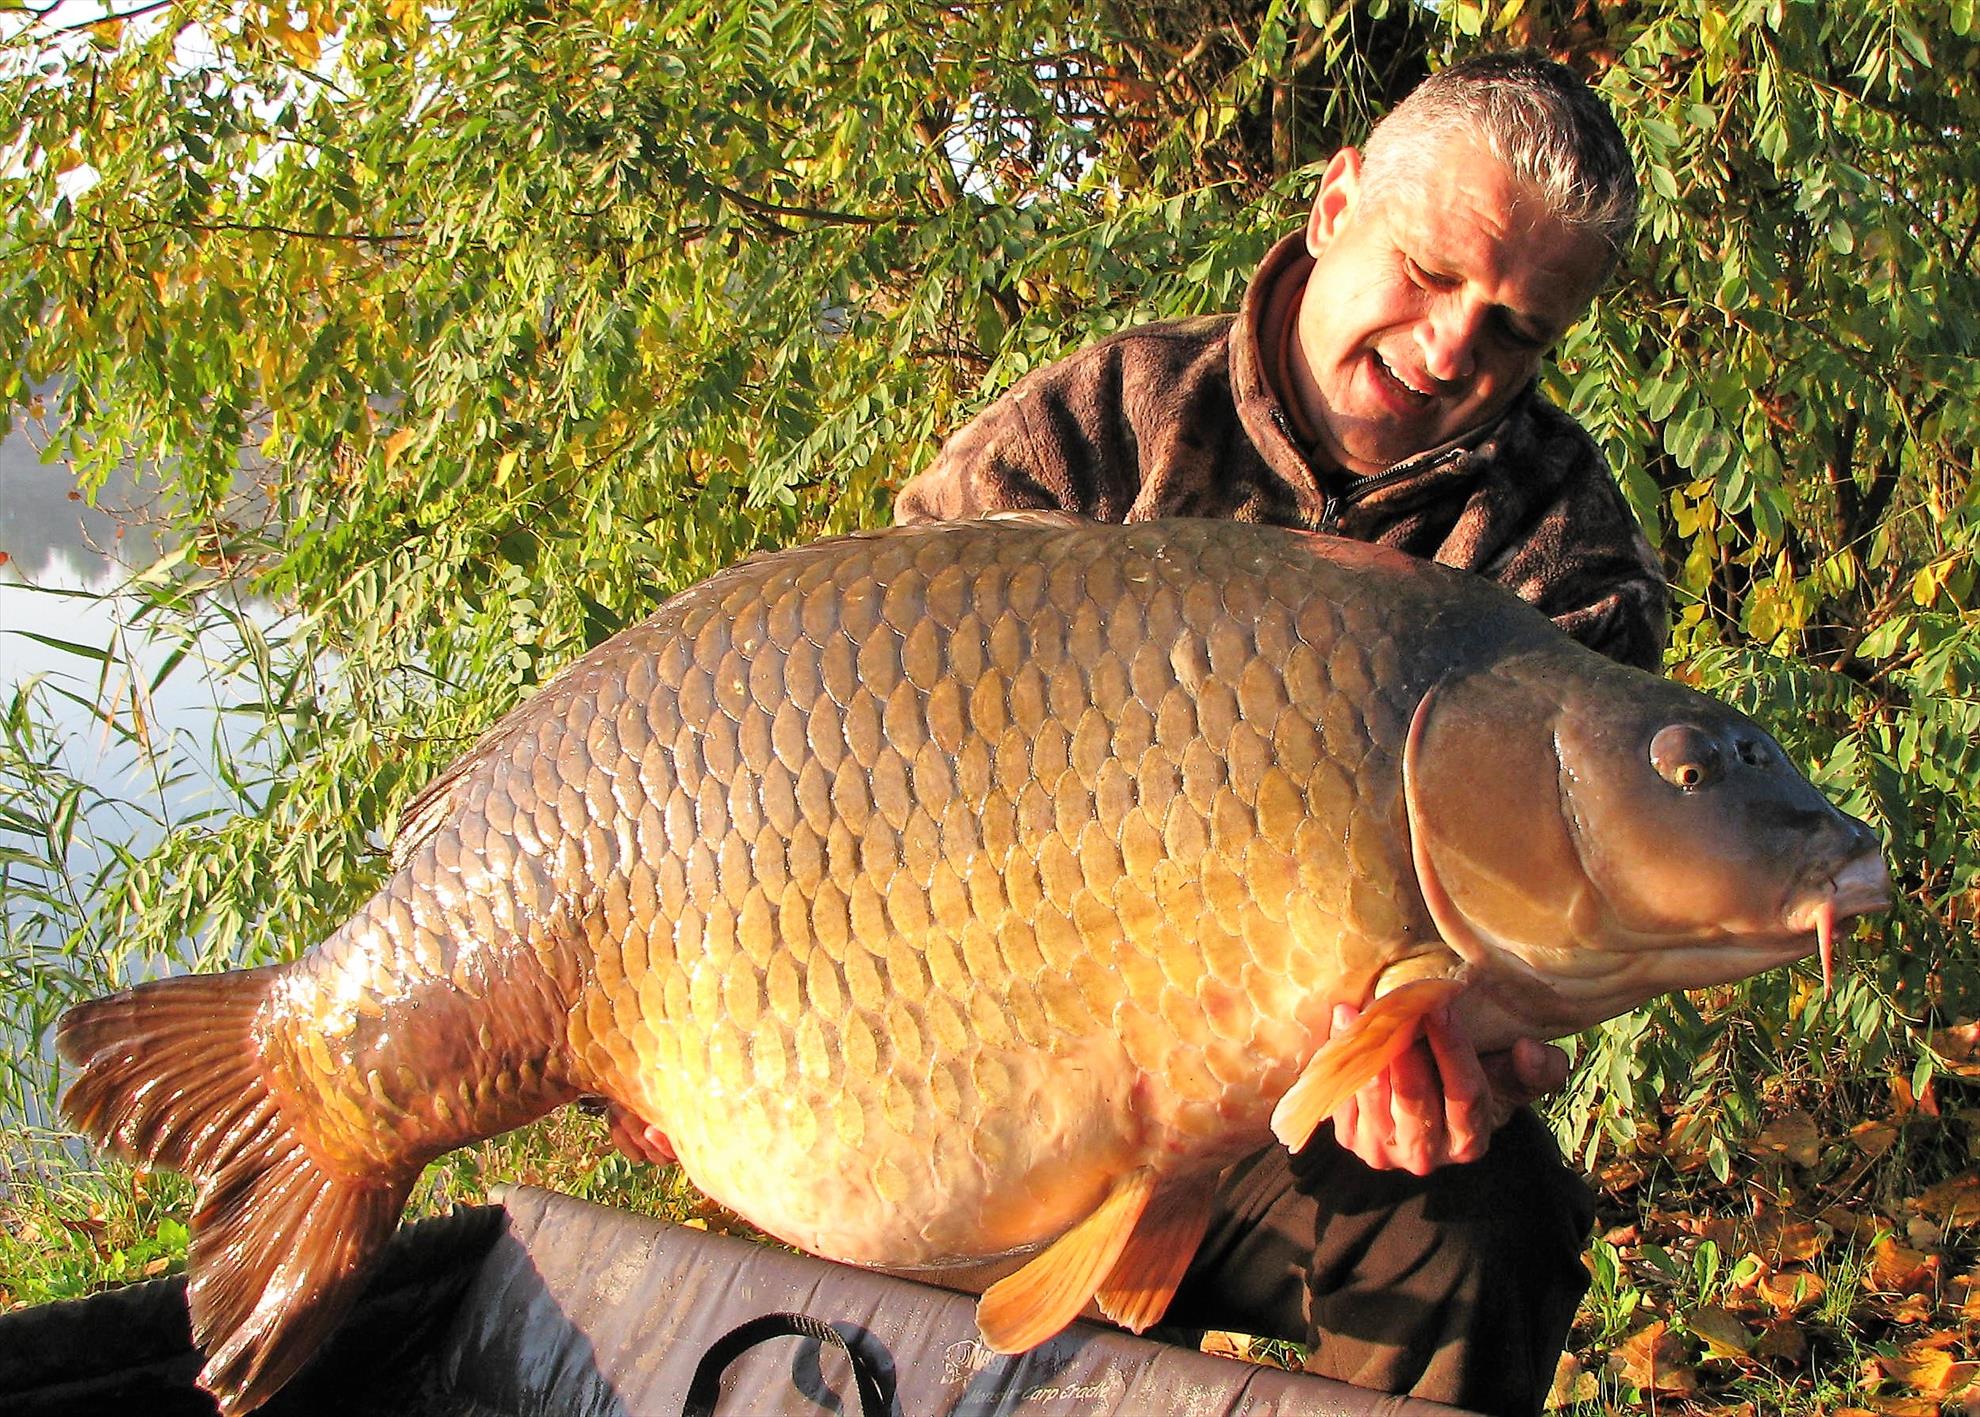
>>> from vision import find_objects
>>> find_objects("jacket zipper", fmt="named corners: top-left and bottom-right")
top-left (1271, 408), bottom-right (1453, 532)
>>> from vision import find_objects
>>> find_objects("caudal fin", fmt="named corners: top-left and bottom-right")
top-left (59, 968), bottom-right (413, 1415)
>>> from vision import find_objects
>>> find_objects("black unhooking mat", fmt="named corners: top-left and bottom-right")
top-left (0, 1184), bottom-right (1478, 1416)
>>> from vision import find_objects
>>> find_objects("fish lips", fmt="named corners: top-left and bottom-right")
top-left (1785, 849), bottom-right (1892, 931)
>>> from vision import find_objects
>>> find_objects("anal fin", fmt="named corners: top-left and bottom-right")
top-left (976, 1167), bottom-right (1157, 1353)
top-left (1269, 976), bottom-right (1465, 1151)
top-left (1093, 1172), bottom-right (1216, 1335)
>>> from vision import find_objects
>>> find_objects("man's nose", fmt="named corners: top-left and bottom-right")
top-left (1417, 300), bottom-right (1482, 384)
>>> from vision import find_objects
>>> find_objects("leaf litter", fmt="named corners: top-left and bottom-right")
top-left (1553, 1043), bottom-right (1980, 1413)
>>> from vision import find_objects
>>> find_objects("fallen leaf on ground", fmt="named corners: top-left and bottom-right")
top-left (1948, 1265), bottom-right (1980, 1321)
top-left (1870, 1237), bottom-right (1942, 1295)
top-left (1546, 1352), bottom-right (1597, 1410)
top-left (1822, 1204), bottom-right (1889, 1245)
top-left (1852, 1119), bottom-right (1902, 1157)
top-left (1752, 1209), bottom-right (1831, 1264)
top-left (1893, 1071), bottom-right (1942, 1119)
top-left (1756, 1266), bottom-right (1827, 1313)
top-left (1696, 1213), bottom-right (1741, 1247)
top-left (1865, 1398), bottom-right (1947, 1416)
top-left (1928, 1021), bottom-right (1980, 1074)
top-left (1596, 1158), bottom-right (1647, 1193)
top-left (1915, 1171), bottom-right (1980, 1228)
top-left (1880, 1292), bottom-right (1938, 1326)
top-left (1609, 1321), bottom-right (1701, 1396)
top-left (1752, 1109), bottom-right (1823, 1167)
top-left (1755, 1320), bottom-right (1807, 1363)
top-left (1910, 1215), bottom-right (1946, 1249)
top-left (1864, 1334), bottom-right (1980, 1398)
top-left (1688, 1303), bottom-right (1757, 1358)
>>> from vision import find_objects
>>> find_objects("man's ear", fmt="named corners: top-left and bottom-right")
top-left (1305, 147), bottom-right (1363, 256)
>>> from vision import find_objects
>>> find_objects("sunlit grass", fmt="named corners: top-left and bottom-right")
top-left (0, 1106), bottom-right (759, 1317)
top-left (0, 1133), bottom-right (193, 1309)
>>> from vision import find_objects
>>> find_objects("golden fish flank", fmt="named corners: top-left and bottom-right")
top-left (59, 515), bottom-right (1888, 1415)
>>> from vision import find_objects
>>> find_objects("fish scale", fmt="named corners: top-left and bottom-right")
top-left (58, 514), bottom-right (1889, 1415)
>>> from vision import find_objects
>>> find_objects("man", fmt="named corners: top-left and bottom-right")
top-left (890, 50), bottom-right (1667, 1416)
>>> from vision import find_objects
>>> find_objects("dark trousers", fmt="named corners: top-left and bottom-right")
top-left (1164, 1108), bottom-right (1595, 1417)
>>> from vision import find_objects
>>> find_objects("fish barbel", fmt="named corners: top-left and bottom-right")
top-left (59, 515), bottom-right (1889, 1412)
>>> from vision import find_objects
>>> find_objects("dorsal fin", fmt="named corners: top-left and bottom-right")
top-left (982, 509), bottom-right (1091, 530)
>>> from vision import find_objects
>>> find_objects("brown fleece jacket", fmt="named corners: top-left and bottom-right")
top-left (895, 233), bottom-right (1669, 673)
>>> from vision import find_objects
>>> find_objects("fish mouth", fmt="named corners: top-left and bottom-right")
top-left (1783, 851), bottom-right (1892, 992)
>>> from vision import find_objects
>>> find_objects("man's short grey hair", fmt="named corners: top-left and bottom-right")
top-left (1359, 50), bottom-right (1640, 265)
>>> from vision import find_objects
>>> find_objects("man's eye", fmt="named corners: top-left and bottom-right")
top-left (1496, 315), bottom-right (1548, 351)
top-left (1402, 257), bottom-right (1457, 290)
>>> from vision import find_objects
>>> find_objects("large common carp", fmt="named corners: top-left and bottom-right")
top-left (60, 515), bottom-right (1888, 1414)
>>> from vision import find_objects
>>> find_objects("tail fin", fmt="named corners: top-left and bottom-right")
top-left (59, 968), bottom-right (413, 1416)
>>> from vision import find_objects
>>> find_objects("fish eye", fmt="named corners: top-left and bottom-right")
top-left (1650, 724), bottom-right (1725, 792)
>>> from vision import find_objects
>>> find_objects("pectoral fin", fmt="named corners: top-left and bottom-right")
top-left (1269, 977), bottom-right (1466, 1151)
top-left (976, 1167), bottom-right (1157, 1353)
top-left (1093, 1172), bottom-right (1216, 1335)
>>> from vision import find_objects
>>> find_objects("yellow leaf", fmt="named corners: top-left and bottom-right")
top-left (1866, 1399), bottom-right (1943, 1417)
top-left (276, 17), bottom-right (323, 66)
top-left (495, 448), bottom-right (521, 486)
top-left (382, 427), bottom-right (416, 469)
top-left (1198, 1331), bottom-right (1248, 1360)
top-left (1866, 1333), bottom-right (1979, 1397)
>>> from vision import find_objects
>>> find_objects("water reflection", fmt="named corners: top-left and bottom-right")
top-left (2, 415), bottom-right (280, 1130)
top-left (0, 417), bottom-right (167, 592)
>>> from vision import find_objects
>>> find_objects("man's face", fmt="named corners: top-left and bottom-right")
top-left (1288, 141), bottom-right (1612, 477)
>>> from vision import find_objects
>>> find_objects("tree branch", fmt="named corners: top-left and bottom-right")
top-left (707, 178), bottom-right (887, 229)
top-left (50, 0), bottom-right (181, 34)
top-left (182, 219), bottom-right (419, 245)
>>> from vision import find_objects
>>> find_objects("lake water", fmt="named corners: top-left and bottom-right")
top-left (1, 414), bottom-right (278, 1132)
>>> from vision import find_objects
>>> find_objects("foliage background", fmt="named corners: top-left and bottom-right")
top-left (2, 0), bottom-right (1977, 1409)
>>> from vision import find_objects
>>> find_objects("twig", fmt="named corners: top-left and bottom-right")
top-left (49, 0), bottom-right (182, 35)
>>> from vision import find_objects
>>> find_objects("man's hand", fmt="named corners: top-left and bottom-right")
top-left (1328, 1001), bottom-right (1568, 1175)
top-left (603, 1101), bottom-right (678, 1167)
